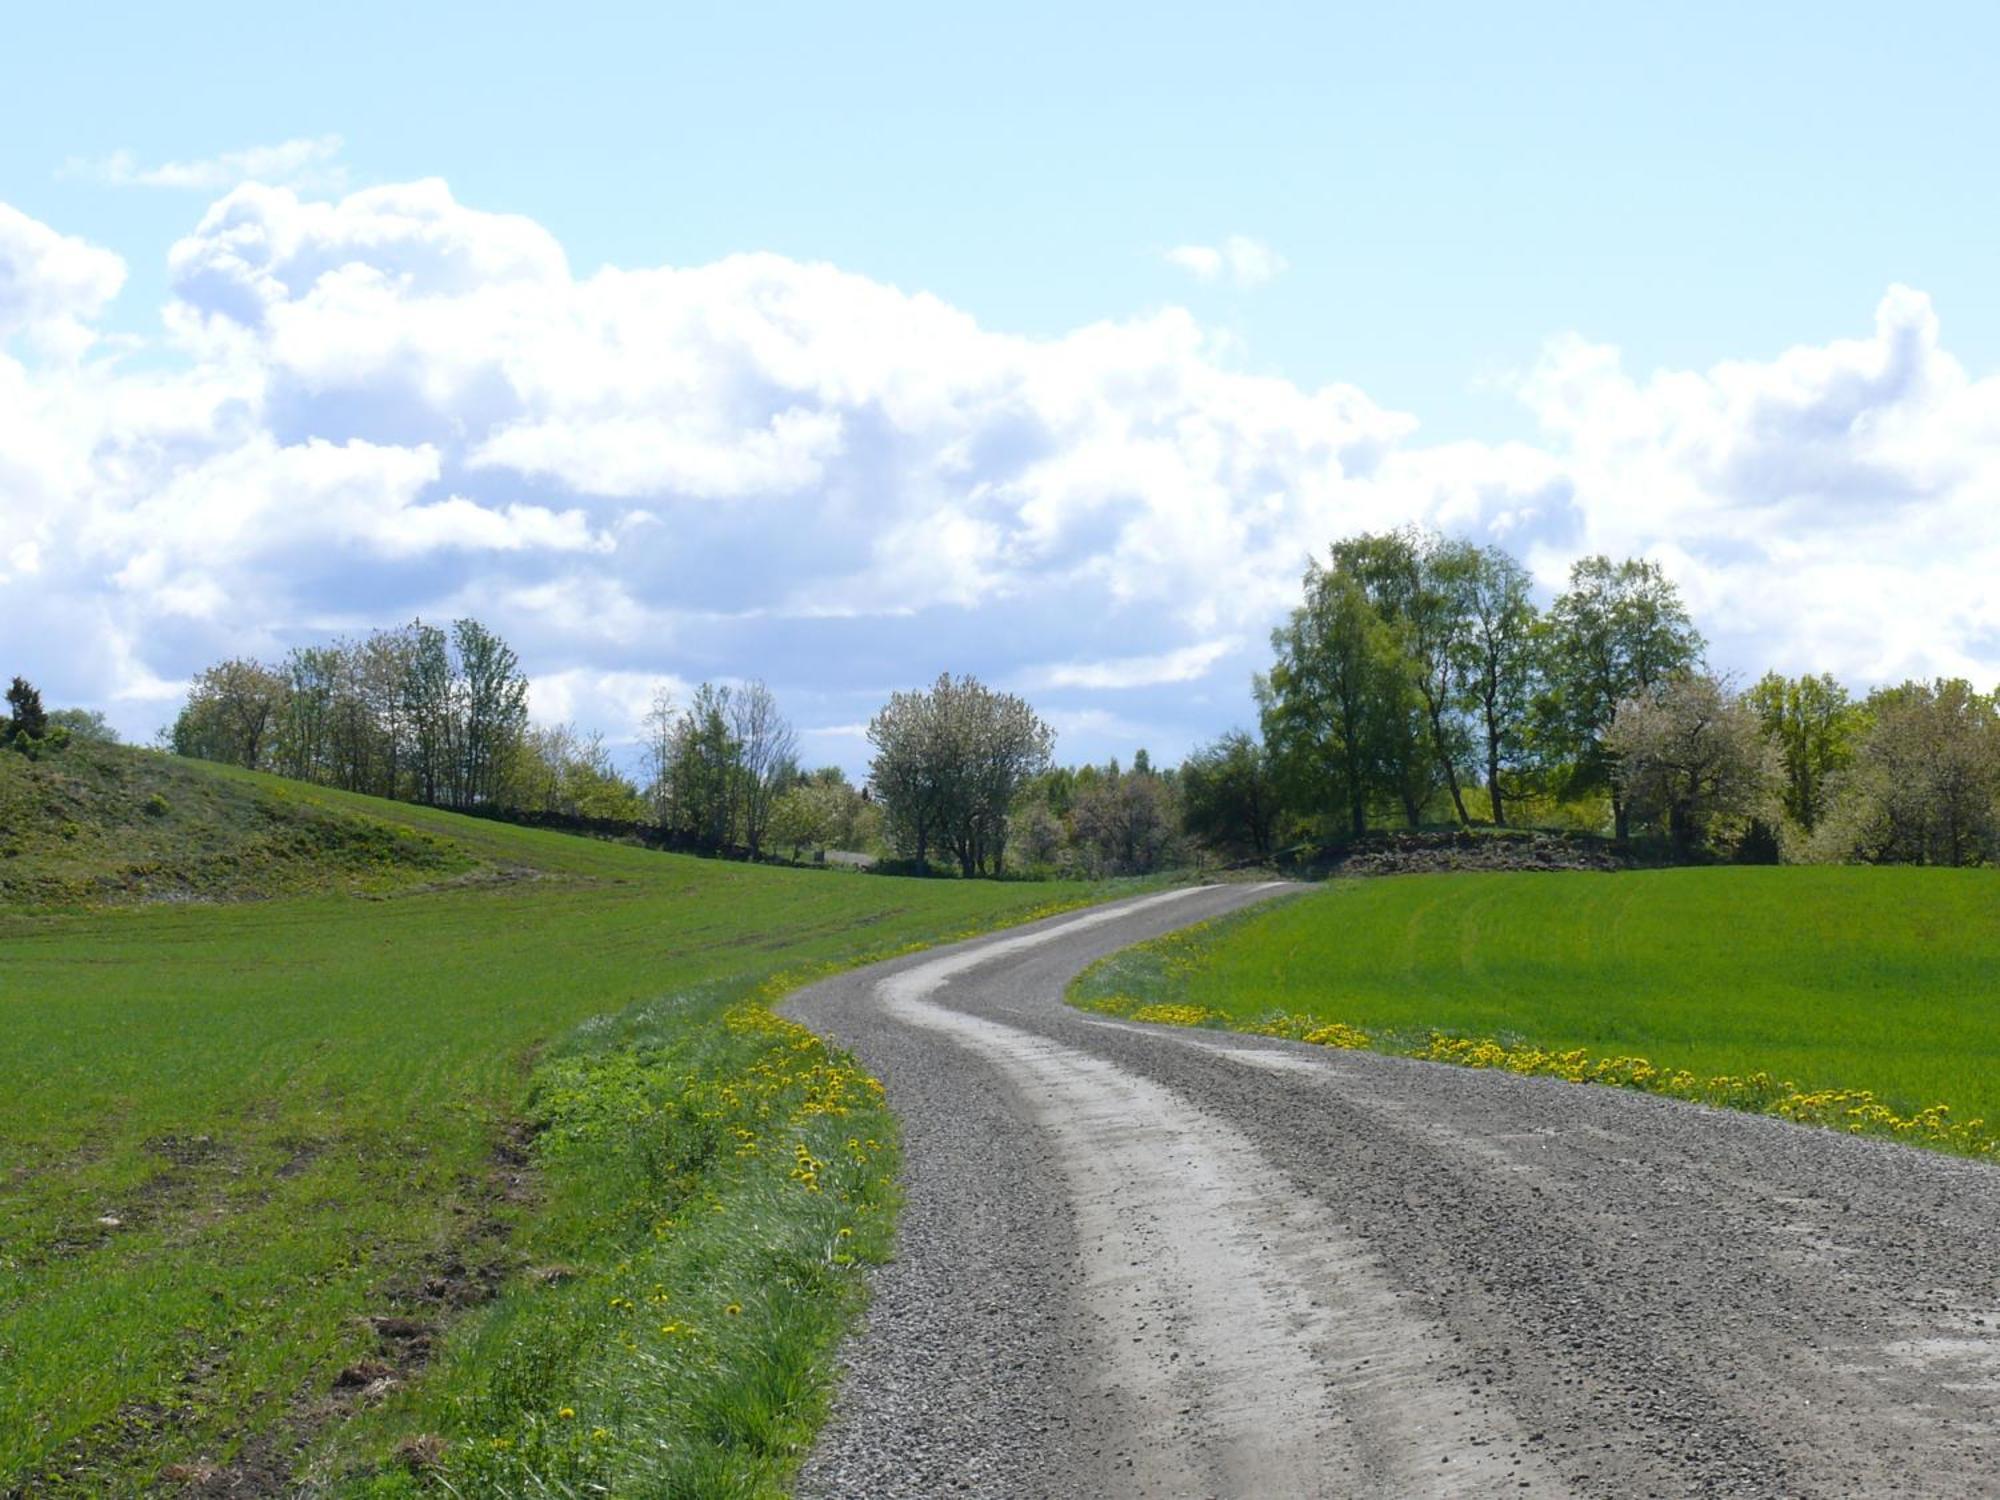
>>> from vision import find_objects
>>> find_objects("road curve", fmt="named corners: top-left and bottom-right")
top-left (784, 885), bottom-right (2000, 1499)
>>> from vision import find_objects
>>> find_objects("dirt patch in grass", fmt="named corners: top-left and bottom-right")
top-left (19, 1117), bottom-right (543, 1497)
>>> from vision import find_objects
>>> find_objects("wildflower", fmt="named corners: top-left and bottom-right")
top-left (725, 1302), bottom-right (742, 1316)
top-left (558, 1407), bottom-right (575, 1420)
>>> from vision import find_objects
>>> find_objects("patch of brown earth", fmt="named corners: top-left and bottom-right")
top-left (21, 1114), bottom-right (543, 1497)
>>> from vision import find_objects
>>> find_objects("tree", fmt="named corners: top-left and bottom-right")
top-left (275, 645), bottom-right (343, 784)
top-left (1336, 529), bottom-right (1478, 825)
top-left (401, 622), bottom-right (456, 806)
top-left (1814, 679), bottom-right (2000, 866)
top-left (1746, 672), bottom-right (1856, 832)
top-left (659, 683), bottom-right (743, 849)
top-left (1457, 546), bottom-right (1542, 825)
top-left (1603, 674), bottom-right (1775, 856)
top-left (5, 677), bottom-right (50, 743)
top-left (453, 618), bottom-right (529, 809)
top-left (771, 769), bottom-right (868, 859)
top-left (1260, 560), bottom-right (1401, 839)
top-left (1072, 763), bottom-right (1181, 875)
top-left (640, 685), bottom-right (677, 824)
top-left (731, 681), bottom-right (798, 859)
top-left (1539, 556), bottom-right (1705, 840)
top-left (868, 674), bottom-right (1053, 875)
top-left (48, 707), bottom-right (117, 744)
top-left (171, 659), bottom-right (287, 768)
top-left (1180, 731), bottom-right (1279, 860)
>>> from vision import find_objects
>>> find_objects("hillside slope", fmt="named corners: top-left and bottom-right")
top-left (0, 743), bottom-right (490, 907)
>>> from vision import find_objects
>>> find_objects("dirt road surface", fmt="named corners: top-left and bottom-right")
top-left (785, 885), bottom-right (2000, 1499)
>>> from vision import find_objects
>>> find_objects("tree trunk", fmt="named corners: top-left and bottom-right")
top-left (1427, 702), bottom-right (1471, 826)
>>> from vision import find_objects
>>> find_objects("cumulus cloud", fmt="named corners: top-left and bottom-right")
top-left (1165, 235), bottom-right (1289, 289)
top-left (3, 182), bottom-right (1996, 769)
top-left (63, 134), bottom-right (348, 193)
top-left (0, 203), bottom-right (126, 356)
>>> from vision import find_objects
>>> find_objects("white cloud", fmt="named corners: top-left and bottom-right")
top-left (63, 135), bottom-right (348, 193)
top-left (0, 202), bottom-right (126, 357)
top-left (528, 668), bottom-right (686, 731)
top-left (3, 182), bottom-right (1997, 768)
top-left (1026, 639), bottom-right (1241, 690)
top-left (1166, 235), bottom-right (1289, 289)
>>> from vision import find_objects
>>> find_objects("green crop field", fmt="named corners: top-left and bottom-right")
top-left (0, 745), bottom-right (1109, 1496)
top-left (1074, 867), bottom-right (2000, 1136)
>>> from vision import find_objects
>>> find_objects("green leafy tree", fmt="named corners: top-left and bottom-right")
top-left (171, 659), bottom-right (287, 769)
top-left (661, 683), bottom-right (744, 849)
top-left (1334, 529), bottom-right (1479, 825)
top-left (1260, 559), bottom-right (1403, 839)
top-left (1538, 555), bottom-right (1705, 840)
top-left (1456, 546), bottom-right (1542, 825)
top-left (1180, 730), bottom-right (1279, 859)
top-left (453, 618), bottom-right (530, 809)
top-left (5, 677), bottom-right (50, 744)
top-left (1746, 672), bottom-right (1856, 832)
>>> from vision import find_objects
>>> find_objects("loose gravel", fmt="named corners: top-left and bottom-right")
top-left (786, 885), bottom-right (2000, 1498)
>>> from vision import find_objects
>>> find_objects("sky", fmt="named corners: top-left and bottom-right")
top-left (4, 2), bottom-right (1999, 775)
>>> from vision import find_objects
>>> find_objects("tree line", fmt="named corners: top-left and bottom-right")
top-left (143, 542), bottom-right (2000, 875)
top-left (1185, 527), bottom-right (2000, 867)
top-left (162, 620), bottom-right (877, 862)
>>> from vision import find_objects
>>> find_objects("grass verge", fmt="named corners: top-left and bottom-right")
top-left (333, 971), bottom-right (899, 1497)
top-left (1070, 867), bottom-right (2000, 1161)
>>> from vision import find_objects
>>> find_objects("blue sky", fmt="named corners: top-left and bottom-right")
top-left (4, 2), bottom-right (1999, 771)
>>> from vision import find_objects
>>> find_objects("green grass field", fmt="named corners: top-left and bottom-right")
top-left (1073, 867), bottom-right (2000, 1131)
top-left (0, 747), bottom-right (1108, 1495)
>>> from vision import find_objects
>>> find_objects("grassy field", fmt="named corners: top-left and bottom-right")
top-left (1073, 867), bottom-right (2000, 1141)
top-left (0, 747), bottom-right (1109, 1495)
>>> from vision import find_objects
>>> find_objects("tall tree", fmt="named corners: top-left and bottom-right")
top-left (661, 683), bottom-right (742, 849)
top-left (401, 621), bottom-right (457, 807)
top-left (1335, 529), bottom-right (1477, 825)
top-left (730, 680), bottom-right (798, 859)
top-left (868, 674), bottom-right (1052, 875)
top-left (640, 685), bottom-right (678, 824)
top-left (1261, 560), bottom-right (1399, 839)
top-left (1456, 545), bottom-right (1542, 825)
top-left (1539, 555), bottom-right (1705, 840)
top-left (1071, 761), bottom-right (1181, 875)
top-left (453, 618), bottom-right (529, 808)
top-left (1746, 672), bottom-right (1856, 832)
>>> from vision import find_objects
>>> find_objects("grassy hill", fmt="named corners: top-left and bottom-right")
top-left (1075, 867), bottom-right (2000, 1138)
top-left (0, 750), bottom-right (1110, 1496)
top-left (0, 742), bottom-right (493, 907)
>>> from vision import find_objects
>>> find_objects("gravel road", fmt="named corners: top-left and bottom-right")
top-left (785, 885), bottom-right (2000, 1499)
